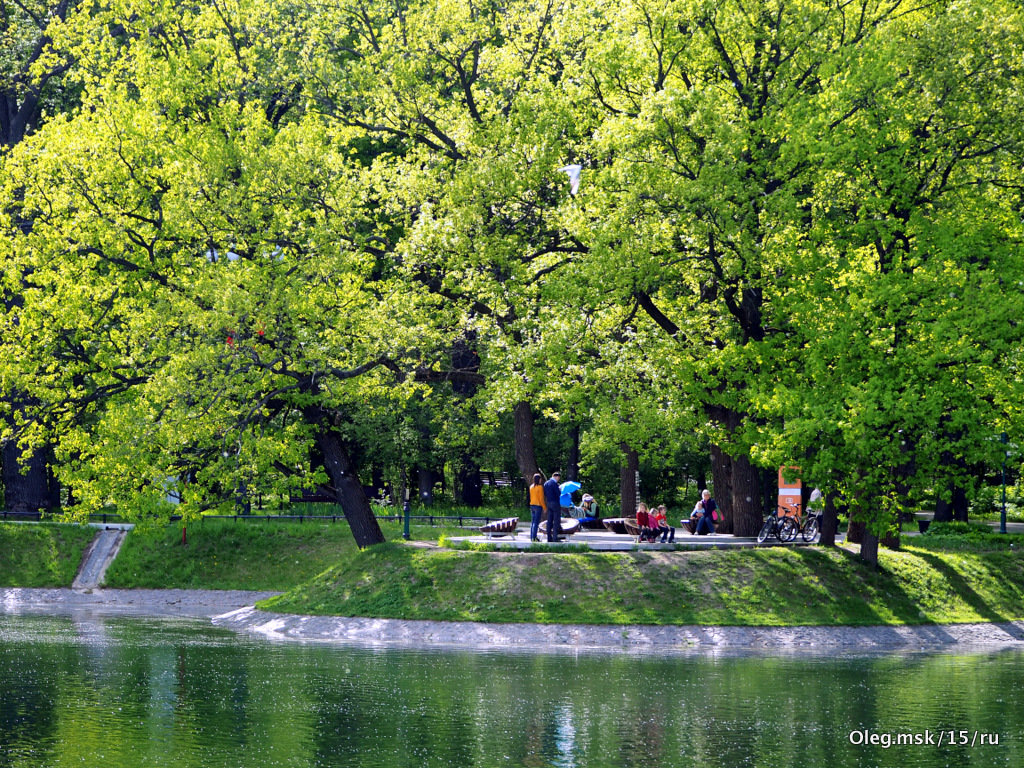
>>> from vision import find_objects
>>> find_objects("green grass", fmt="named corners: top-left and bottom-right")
top-left (12, 516), bottom-right (1024, 628)
top-left (0, 523), bottom-right (96, 586)
top-left (258, 540), bottom-right (1024, 627)
top-left (101, 518), bottom-right (467, 590)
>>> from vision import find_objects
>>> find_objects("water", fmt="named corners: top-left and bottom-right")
top-left (1, 615), bottom-right (1021, 767)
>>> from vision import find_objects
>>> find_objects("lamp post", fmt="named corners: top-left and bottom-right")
top-left (1001, 432), bottom-right (1008, 535)
top-left (403, 488), bottom-right (411, 541)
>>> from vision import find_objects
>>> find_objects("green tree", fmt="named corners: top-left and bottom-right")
top-left (1, 0), bottom-right (80, 512)
top-left (551, 0), bottom-right (1024, 547)
top-left (764, 0), bottom-right (1024, 563)
top-left (0, 0), bottom-right (463, 545)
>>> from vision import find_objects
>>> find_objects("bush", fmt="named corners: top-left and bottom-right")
top-left (925, 521), bottom-right (993, 537)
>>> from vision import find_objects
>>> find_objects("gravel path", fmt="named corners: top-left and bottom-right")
top-left (5, 588), bottom-right (1024, 652)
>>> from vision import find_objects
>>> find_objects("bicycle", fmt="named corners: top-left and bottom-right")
top-left (757, 511), bottom-right (799, 544)
top-left (799, 510), bottom-right (822, 542)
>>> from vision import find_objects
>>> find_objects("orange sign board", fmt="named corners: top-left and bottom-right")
top-left (778, 466), bottom-right (802, 518)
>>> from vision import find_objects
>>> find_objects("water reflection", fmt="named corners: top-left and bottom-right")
top-left (0, 615), bottom-right (1021, 767)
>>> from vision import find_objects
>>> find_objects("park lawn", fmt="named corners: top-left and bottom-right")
top-left (0, 523), bottom-right (96, 587)
top-left (10, 516), bottom-right (1024, 628)
top-left (101, 518), bottom-right (466, 591)
top-left (259, 541), bottom-right (1024, 627)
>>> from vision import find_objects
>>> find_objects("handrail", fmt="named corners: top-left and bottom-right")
top-left (0, 509), bottom-right (510, 529)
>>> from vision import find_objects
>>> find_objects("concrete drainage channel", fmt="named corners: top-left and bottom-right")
top-left (72, 524), bottom-right (133, 590)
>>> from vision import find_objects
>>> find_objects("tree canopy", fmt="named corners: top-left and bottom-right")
top-left (1, 0), bottom-right (1022, 562)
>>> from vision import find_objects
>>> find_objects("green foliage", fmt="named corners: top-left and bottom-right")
top-left (0, 523), bottom-right (95, 586)
top-left (913, 521), bottom-right (1024, 552)
top-left (926, 521), bottom-right (995, 537)
top-left (1, 0), bottom-right (1023, 552)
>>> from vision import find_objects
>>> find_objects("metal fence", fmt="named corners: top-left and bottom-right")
top-left (0, 508), bottom-right (507, 530)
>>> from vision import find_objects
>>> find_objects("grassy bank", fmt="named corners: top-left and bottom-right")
top-left (0, 523), bottom-right (96, 587)
top-left (102, 518), bottom-right (462, 590)
top-left (8, 517), bottom-right (1024, 629)
top-left (259, 538), bottom-right (1024, 627)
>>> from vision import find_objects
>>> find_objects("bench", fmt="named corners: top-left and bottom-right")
top-left (480, 471), bottom-right (517, 488)
top-left (539, 518), bottom-right (582, 539)
top-left (624, 515), bottom-right (660, 544)
top-left (480, 517), bottom-right (520, 538)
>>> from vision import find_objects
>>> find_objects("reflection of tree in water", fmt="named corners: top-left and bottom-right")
top-left (0, 620), bottom-right (72, 768)
top-left (4, 625), bottom-right (1024, 767)
top-left (306, 651), bottom-right (480, 766)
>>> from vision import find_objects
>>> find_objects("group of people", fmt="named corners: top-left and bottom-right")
top-left (529, 471), bottom-right (720, 544)
top-left (636, 490), bottom-right (717, 541)
top-left (528, 471), bottom-right (567, 542)
top-left (637, 490), bottom-right (717, 540)
top-left (635, 503), bottom-right (675, 543)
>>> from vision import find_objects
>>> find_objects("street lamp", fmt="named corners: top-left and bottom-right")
top-left (403, 487), bottom-right (411, 541)
top-left (1001, 432), bottom-right (1008, 535)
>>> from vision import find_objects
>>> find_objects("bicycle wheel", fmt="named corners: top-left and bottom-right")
top-left (801, 515), bottom-right (820, 543)
top-left (778, 516), bottom-right (799, 543)
top-left (757, 518), bottom-right (773, 544)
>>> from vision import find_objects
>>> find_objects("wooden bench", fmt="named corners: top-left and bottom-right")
top-left (539, 518), bottom-right (582, 539)
top-left (480, 517), bottom-right (520, 538)
top-left (624, 518), bottom-right (659, 544)
top-left (480, 471), bottom-right (516, 488)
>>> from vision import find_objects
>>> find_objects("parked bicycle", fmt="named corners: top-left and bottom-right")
top-left (757, 511), bottom-right (799, 544)
top-left (799, 509), bottom-right (822, 542)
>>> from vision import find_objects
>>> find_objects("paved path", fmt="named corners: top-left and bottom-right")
top-left (453, 526), bottom-right (834, 550)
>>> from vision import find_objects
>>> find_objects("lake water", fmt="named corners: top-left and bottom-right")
top-left (1, 615), bottom-right (1021, 767)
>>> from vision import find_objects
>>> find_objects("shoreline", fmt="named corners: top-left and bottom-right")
top-left (5, 587), bottom-right (1024, 652)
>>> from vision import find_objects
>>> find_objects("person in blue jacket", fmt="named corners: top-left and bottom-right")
top-left (543, 471), bottom-right (562, 542)
top-left (559, 480), bottom-right (581, 515)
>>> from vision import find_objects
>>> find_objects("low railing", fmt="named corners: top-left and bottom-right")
top-left (0, 508), bottom-right (511, 530)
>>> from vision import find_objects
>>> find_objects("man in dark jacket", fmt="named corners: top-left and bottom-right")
top-left (543, 471), bottom-right (562, 542)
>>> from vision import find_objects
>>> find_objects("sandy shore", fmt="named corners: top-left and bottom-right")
top-left (5, 587), bottom-right (1024, 652)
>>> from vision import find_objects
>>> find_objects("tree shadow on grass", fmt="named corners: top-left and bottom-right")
top-left (786, 545), bottom-right (927, 625)
top-left (909, 549), bottom-right (1024, 633)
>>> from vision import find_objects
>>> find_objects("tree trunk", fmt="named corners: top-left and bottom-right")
top-left (2, 440), bottom-right (52, 513)
top-left (847, 520), bottom-right (865, 544)
top-left (619, 443), bottom-right (639, 517)
top-left (935, 484), bottom-right (969, 523)
top-left (819, 493), bottom-right (840, 547)
top-left (952, 486), bottom-right (969, 522)
top-left (417, 467), bottom-right (436, 506)
top-left (860, 529), bottom-right (879, 568)
top-left (566, 424), bottom-right (581, 483)
top-left (309, 421), bottom-right (384, 548)
top-left (513, 400), bottom-right (539, 487)
top-left (457, 459), bottom-right (483, 507)
top-left (709, 444), bottom-right (733, 534)
top-left (730, 453), bottom-right (763, 537)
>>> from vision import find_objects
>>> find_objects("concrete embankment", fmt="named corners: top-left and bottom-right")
top-left (212, 607), bottom-right (1024, 651)
top-left (72, 526), bottom-right (131, 590)
top-left (1, 588), bottom-right (280, 618)
top-left (5, 587), bottom-right (1024, 651)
